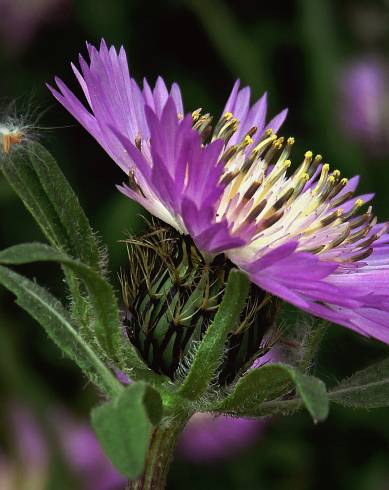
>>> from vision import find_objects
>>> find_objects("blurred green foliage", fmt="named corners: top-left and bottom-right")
top-left (1, 0), bottom-right (389, 489)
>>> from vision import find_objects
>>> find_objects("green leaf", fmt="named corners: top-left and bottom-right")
top-left (0, 243), bottom-right (166, 383)
top-left (0, 142), bottom-right (102, 323)
top-left (330, 357), bottom-right (389, 408)
top-left (178, 269), bottom-right (250, 400)
top-left (91, 382), bottom-right (163, 479)
top-left (0, 242), bottom-right (121, 356)
top-left (0, 265), bottom-right (122, 397)
top-left (1, 142), bottom-right (100, 269)
top-left (216, 363), bottom-right (329, 423)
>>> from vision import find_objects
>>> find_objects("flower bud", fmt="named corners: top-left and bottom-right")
top-left (121, 224), bottom-right (281, 385)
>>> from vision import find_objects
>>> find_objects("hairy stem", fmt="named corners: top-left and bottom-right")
top-left (126, 413), bottom-right (189, 490)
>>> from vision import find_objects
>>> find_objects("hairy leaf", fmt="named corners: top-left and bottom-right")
top-left (0, 265), bottom-right (122, 397)
top-left (178, 269), bottom-right (250, 400)
top-left (330, 357), bottom-right (389, 408)
top-left (1, 142), bottom-right (100, 269)
top-left (216, 363), bottom-right (329, 422)
top-left (0, 243), bottom-right (121, 356)
top-left (91, 382), bottom-right (162, 478)
top-left (0, 142), bottom-right (102, 323)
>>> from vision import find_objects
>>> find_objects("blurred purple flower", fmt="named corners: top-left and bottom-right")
top-left (1, 400), bottom-right (268, 485)
top-left (177, 413), bottom-right (265, 463)
top-left (0, 0), bottom-right (69, 54)
top-left (339, 58), bottom-right (389, 152)
top-left (1, 402), bottom-right (126, 490)
top-left (9, 404), bottom-right (48, 467)
top-left (0, 404), bottom-right (49, 490)
top-left (56, 413), bottom-right (126, 490)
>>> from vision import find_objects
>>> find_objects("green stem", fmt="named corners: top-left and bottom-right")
top-left (126, 413), bottom-right (189, 490)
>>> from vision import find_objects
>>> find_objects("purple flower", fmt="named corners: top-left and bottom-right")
top-left (339, 58), bottom-right (389, 151)
top-left (49, 40), bottom-right (389, 345)
top-left (176, 413), bottom-right (265, 463)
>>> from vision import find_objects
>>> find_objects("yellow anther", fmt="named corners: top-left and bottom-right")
top-left (340, 178), bottom-right (348, 186)
top-left (305, 150), bottom-right (313, 159)
top-left (192, 108), bottom-right (202, 120)
top-left (332, 169), bottom-right (341, 178)
top-left (244, 135), bottom-right (253, 146)
top-left (328, 176), bottom-right (335, 184)
top-left (322, 163), bottom-right (330, 172)
top-left (287, 137), bottom-right (295, 145)
top-left (315, 154), bottom-right (322, 161)
top-left (302, 172), bottom-right (310, 182)
top-left (355, 199), bottom-right (364, 207)
top-left (224, 111), bottom-right (233, 120)
top-left (284, 159), bottom-right (292, 168)
top-left (274, 142), bottom-right (283, 150)
top-left (336, 209), bottom-right (343, 217)
top-left (231, 118), bottom-right (239, 125)
top-left (266, 128), bottom-right (273, 136)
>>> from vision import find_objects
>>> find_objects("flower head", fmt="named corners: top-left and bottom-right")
top-left (49, 40), bottom-right (389, 346)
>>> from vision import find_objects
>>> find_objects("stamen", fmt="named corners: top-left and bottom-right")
top-left (289, 172), bottom-right (310, 202)
top-left (243, 180), bottom-right (263, 201)
top-left (216, 117), bottom-right (239, 143)
top-left (220, 144), bottom-right (239, 163)
top-left (128, 169), bottom-right (146, 197)
top-left (258, 210), bottom-right (284, 230)
top-left (135, 133), bottom-right (142, 150)
top-left (192, 108), bottom-right (202, 121)
top-left (349, 208), bottom-right (373, 229)
top-left (327, 177), bottom-right (348, 201)
top-left (324, 224), bottom-right (351, 250)
top-left (346, 225), bottom-right (372, 244)
top-left (193, 114), bottom-right (213, 137)
top-left (220, 170), bottom-right (239, 187)
top-left (321, 208), bottom-right (343, 227)
top-left (272, 187), bottom-right (294, 211)
top-left (341, 199), bottom-right (364, 221)
top-left (213, 111), bottom-right (233, 135)
top-left (312, 163), bottom-right (330, 195)
top-left (330, 189), bottom-right (352, 208)
top-left (246, 199), bottom-right (267, 222)
top-left (345, 248), bottom-right (373, 262)
top-left (212, 126), bottom-right (380, 269)
top-left (251, 133), bottom-right (277, 155)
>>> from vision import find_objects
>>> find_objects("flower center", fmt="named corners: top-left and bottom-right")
top-left (192, 109), bottom-right (386, 265)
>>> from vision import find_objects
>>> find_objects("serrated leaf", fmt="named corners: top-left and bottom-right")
top-left (178, 269), bottom-right (250, 400)
top-left (91, 382), bottom-right (163, 479)
top-left (330, 357), bottom-right (389, 408)
top-left (0, 265), bottom-right (122, 397)
top-left (1, 142), bottom-right (100, 269)
top-left (0, 243), bottom-right (121, 356)
top-left (216, 363), bottom-right (329, 422)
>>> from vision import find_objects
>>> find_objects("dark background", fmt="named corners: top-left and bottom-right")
top-left (1, 0), bottom-right (389, 489)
